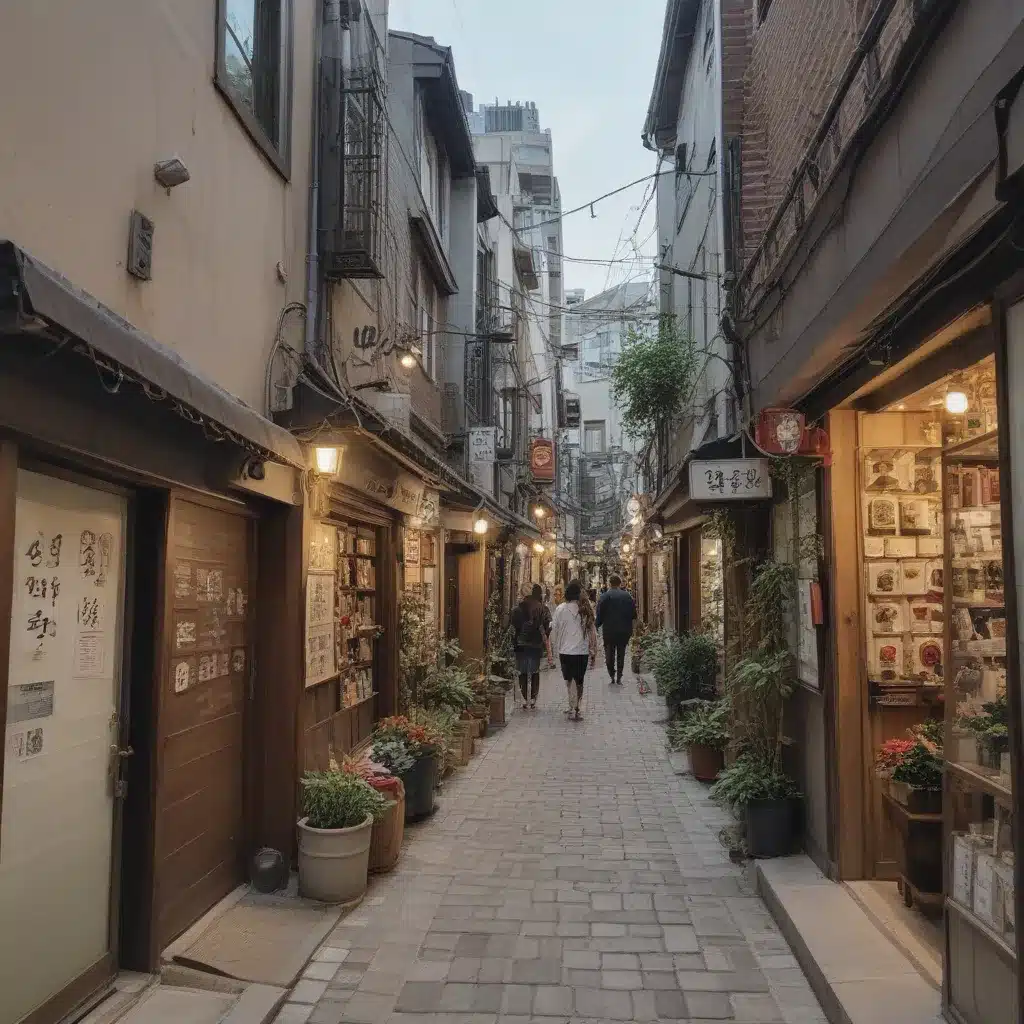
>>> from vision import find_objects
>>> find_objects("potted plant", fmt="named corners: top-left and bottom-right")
top-left (960, 693), bottom-right (1009, 769)
top-left (651, 630), bottom-right (718, 716)
top-left (891, 742), bottom-right (943, 813)
top-left (672, 700), bottom-right (729, 781)
top-left (297, 770), bottom-right (392, 903)
top-left (875, 738), bottom-right (915, 799)
top-left (373, 713), bottom-right (448, 821)
top-left (711, 753), bottom-right (800, 857)
top-left (631, 620), bottom-right (652, 674)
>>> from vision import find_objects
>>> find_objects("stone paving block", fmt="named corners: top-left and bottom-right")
top-left (500, 984), bottom-right (534, 1014)
top-left (509, 960), bottom-right (562, 985)
top-left (334, 991), bottom-right (394, 1022)
top-left (573, 986), bottom-right (634, 1020)
top-left (563, 950), bottom-right (601, 970)
top-left (531, 985), bottom-right (573, 1016)
top-left (601, 969), bottom-right (642, 990)
top-left (395, 982), bottom-right (443, 1013)
top-left (731, 991), bottom-right (784, 1021)
top-left (641, 971), bottom-right (679, 990)
top-left (290, 981), bottom-right (329, 1005)
top-left (682, 990), bottom-right (735, 1019)
top-left (663, 926), bottom-right (699, 952)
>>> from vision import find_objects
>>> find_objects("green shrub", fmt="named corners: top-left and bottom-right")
top-left (671, 700), bottom-right (729, 750)
top-left (651, 631), bottom-right (717, 712)
top-left (301, 771), bottom-right (393, 830)
top-left (891, 742), bottom-right (943, 790)
top-left (420, 663), bottom-right (475, 714)
top-left (710, 753), bottom-right (799, 810)
top-left (371, 737), bottom-right (416, 777)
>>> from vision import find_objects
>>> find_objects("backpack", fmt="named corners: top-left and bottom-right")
top-left (512, 602), bottom-right (544, 648)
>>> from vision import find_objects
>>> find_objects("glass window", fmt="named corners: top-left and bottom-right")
top-left (217, 0), bottom-right (290, 171)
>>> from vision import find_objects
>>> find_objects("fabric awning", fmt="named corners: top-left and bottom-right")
top-left (0, 241), bottom-right (305, 468)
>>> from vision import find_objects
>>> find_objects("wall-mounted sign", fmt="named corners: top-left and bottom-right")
top-left (336, 444), bottom-right (425, 515)
top-left (689, 458), bottom-right (772, 501)
top-left (530, 438), bottom-right (555, 482)
top-left (469, 428), bottom-right (497, 464)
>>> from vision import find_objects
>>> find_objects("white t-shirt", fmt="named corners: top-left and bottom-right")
top-left (551, 601), bottom-right (593, 656)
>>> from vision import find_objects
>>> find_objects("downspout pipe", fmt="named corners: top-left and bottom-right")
top-left (304, 1), bottom-right (326, 358)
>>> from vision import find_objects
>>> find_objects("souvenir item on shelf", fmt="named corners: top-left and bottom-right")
top-left (899, 498), bottom-right (932, 535)
top-left (919, 418), bottom-right (942, 446)
top-left (911, 638), bottom-right (943, 680)
top-left (909, 600), bottom-right (942, 635)
top-left (990, 617), bottom-right (1007, 639)
top-left (872, 637), bottom-right (904, 681)
top-left (961, 468), bottom-right (982, 508)
top-left (901, 560), bottom-right (928, 595)
top-left (953, 606), bottom-right (975, 641)
top-left (917, 535), bottom-right (943, 556)
top-left (868, 497), bottom-right (897, 534)
top-left (884, 537), bottom-right (917, 558)
top-left (871, 601), bottom-right (903, 634)
top-left (946, 466), bottom-right (963, 509)
top-left (913, 455), bottom-right (940, 494)
top-left (864, 536), bottom-right (886, 558)
top-left (868, 561), bottom-right (901, 596)
top-left (926, 560), bottom-right (944, 597)
top-left (865, 454), bottom-right (901, 492)
top-left (953, 661), bottom-right (983, 695)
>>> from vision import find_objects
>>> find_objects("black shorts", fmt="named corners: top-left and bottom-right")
top-left (559, 654), bottom-right (588, 686)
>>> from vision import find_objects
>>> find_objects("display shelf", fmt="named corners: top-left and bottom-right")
top-left (883, 791), bottom-right (943, 823)
top-left (342, 691), bottom-right (378, 712)
top-left (943, 431), bottom-right (1000, 460)
top-left (947, 897), bottom-right (1016, 961)
top-left (948, 760), bottom-right (1013, 807)
top-left (340, 660), bottom-right (374, 671)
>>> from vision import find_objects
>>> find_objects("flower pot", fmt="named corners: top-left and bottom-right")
top-left (890, 781), bottom-right (911, 806)
top-left (745, 798), bottom-right (796, 859)
top-left (369, 779), bottom-right (405, 874)
top-left (402, 753), bottom-right (438, 822)
top-left (906, 787), bottom-right (942, 815)
top-left (489, 692), bottom-right (507, 727)
top-left (688, 743), bottom-right (725, 783)
top-left (297, 814), bottom-right (373, 904)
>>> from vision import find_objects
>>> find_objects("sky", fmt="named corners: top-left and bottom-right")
top-left (388, 0), bottom-right (668, 300)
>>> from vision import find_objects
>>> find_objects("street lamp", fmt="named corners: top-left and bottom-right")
top-left (314, 446), bottom-right (342, 476)
top-left (473, 516), bottom-right (489, 535)
top-left (532, 542), bottom-right (545, 555)
top-left (533, 506), bottom-right (547, 519)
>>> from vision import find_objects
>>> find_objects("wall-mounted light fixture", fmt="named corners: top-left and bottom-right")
top-left (533, 506), bottom-right (547, 519)
top-left (314, 446), bottom-right (342, 476)
top-left (532, 542), bottom-right (546, 554)
top-left (621, 542), bottom-right (632, 555)
top-left (473, 516), bottom-right (489, 535)
top-left (400, 352), bottom-right (416, 369)
top-left (154, 157), bottom-right (191, 191)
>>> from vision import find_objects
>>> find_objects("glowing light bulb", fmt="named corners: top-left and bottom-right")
top-left (473, 517), bottom-right (489, 535)
top-left (945, 391), bottom-right (968, 415)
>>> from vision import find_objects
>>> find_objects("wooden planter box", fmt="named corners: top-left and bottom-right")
top-left (369, 779), bottom-right (405, 874)
top-left (490, 692), bottom-right (507, 727)
top-left (452, 721), bottom-right (474, 766)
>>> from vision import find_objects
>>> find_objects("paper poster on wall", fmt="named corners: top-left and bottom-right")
top-left (7, 726), bottom-right (45, 761)
top-left (404, 530), bottom-right (421, 568)
top-left (306, 571), bottom-right (335, 628)
top-left (8, 681), bottom-right (55, 724)
top-left (305, 623), bottom-right (336, 686)
top-left (74, 633), bottom-right (105, 677)
top-left (309, 523), bottom-right (338, 572)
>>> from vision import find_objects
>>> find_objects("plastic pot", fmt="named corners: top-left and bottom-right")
top-left (745, 798), bottom-right (796, 859)
top-left (297, 814), bottom-right (373, 903)
top-left (906, 786), bottom-right (942, 815)
top-left (402, 753), bottom-right (438, 822)
top-left (688, 743), bottom-right (725, 783)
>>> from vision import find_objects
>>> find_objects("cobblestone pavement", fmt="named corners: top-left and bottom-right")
top-left (275, 667), bottom-right (827, 1024)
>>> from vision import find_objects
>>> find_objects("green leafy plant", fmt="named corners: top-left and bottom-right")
top-left (370, 737), bottom-right (416, 777)
top-left (891, 742), bottom-right (944, 790)
top-left (373, 716), bottom-right (442, 759)
top-left (399, 590), bottom-right (461, 712)
top-left (420, 663), bottom-right (475, 714)
top-left (913, 718), bottom-right (944, 751)
top-left (651, 631), bottom-right (718, 713)
top-left (710, 753), bottom-right (800, 810)
top-left (959, 693), bottom-right (1009, 753)
top-left (671, 700), bottom-right (730, 750)
top-left (300, 770), bottom-right (393, 830)
top-left (609, 315), bottom-right (698, 446)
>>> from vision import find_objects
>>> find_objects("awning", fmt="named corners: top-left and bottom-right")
top-left (0, 241), bottom-right (305, 468)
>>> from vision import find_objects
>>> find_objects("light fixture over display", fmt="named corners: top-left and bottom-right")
top-left (473, 516), bottom-right (489, 535)
top-left (945, 390), bottom-right (969, 415)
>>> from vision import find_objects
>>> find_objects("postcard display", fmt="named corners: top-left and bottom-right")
top-left (403, 526), bottom-right (438, 626)
top-left (305, 520), bottom-right (379, 712)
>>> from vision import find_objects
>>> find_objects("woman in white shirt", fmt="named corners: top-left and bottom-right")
top-left (550, 580), bottom-right (598, 720)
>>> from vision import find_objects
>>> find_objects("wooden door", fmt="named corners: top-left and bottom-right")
top-left (155, 498), bottom-right (251, 949)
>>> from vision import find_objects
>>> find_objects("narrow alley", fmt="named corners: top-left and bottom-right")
top-left (275, 672), bottom-right (826, 1024)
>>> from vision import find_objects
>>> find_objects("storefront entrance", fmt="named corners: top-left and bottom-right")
top-left (154, 497), bottom-right (252, 949)
top-left (1, 470), bottom-right (128, 1024)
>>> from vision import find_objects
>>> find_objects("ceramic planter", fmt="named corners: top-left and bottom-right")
top-left (297, 814), bottom-right (373, 904)
top-left (745, 798), bottom-right (796, 858)
top-left (688, 743), bottom-right (725, 782)
top-left (402, 753), bottom-right (438, 822)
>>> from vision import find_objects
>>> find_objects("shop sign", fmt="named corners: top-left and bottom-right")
top-left (530, 438), bottom-right (555, 482)
top-left (417, 489), bottom-right (440, 527)
top-left (689, 458), bottom-right (772, 501)
top-left (337, 445), bottom-right (425, 515)
top-left (469, 428), bottom-right (497, 463)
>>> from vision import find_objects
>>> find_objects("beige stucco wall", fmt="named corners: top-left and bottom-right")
top-left (0, 0), bottom-right (315, 413)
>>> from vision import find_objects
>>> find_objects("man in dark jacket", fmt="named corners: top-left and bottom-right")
top-left (595, 575), bottom-right (636, 685)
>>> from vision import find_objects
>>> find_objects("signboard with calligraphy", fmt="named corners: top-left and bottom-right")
top-left (530, 438), bottom-right (556, 482)
top-left (336, 444), bottom-right (426, 515)
top-left (469, 428), bottom-right (497, 464)
top-left (689, 459), bottom-right (772, 501)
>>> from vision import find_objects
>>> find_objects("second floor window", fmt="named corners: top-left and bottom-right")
top-left (584, 420), bottom-right (606, 454)
top-left (216, 0), bottom-right (291, 173)
top-left (415, 92), bottom-right (449, 247)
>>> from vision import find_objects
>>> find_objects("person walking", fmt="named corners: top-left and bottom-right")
top-left (550, 580), bottom-right (597, 720)
top-left (532, 583), bottom-right (555, 668)
top-left (595, 574), bottom-right (636, 685)
top-left (510, 584), bottom-right (547, 708)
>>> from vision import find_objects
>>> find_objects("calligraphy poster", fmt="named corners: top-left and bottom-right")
top-left (309, 523), bottom-right (338, 572)
top-left (404, 530), bottom-right (421, 568)
top-left (305, 623), bottom-right (336, 686)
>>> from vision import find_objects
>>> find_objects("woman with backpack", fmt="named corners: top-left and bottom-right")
top-left (550, 580), bottom-right (598, 721)
top-left (510, 583), bottom-right (548, 708)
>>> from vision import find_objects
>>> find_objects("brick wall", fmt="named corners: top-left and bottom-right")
top-left (739, 0), bottom-right (870, 265)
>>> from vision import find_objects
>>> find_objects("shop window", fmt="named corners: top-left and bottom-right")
top-left (855, 351), bottom-right (1016, 1004)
